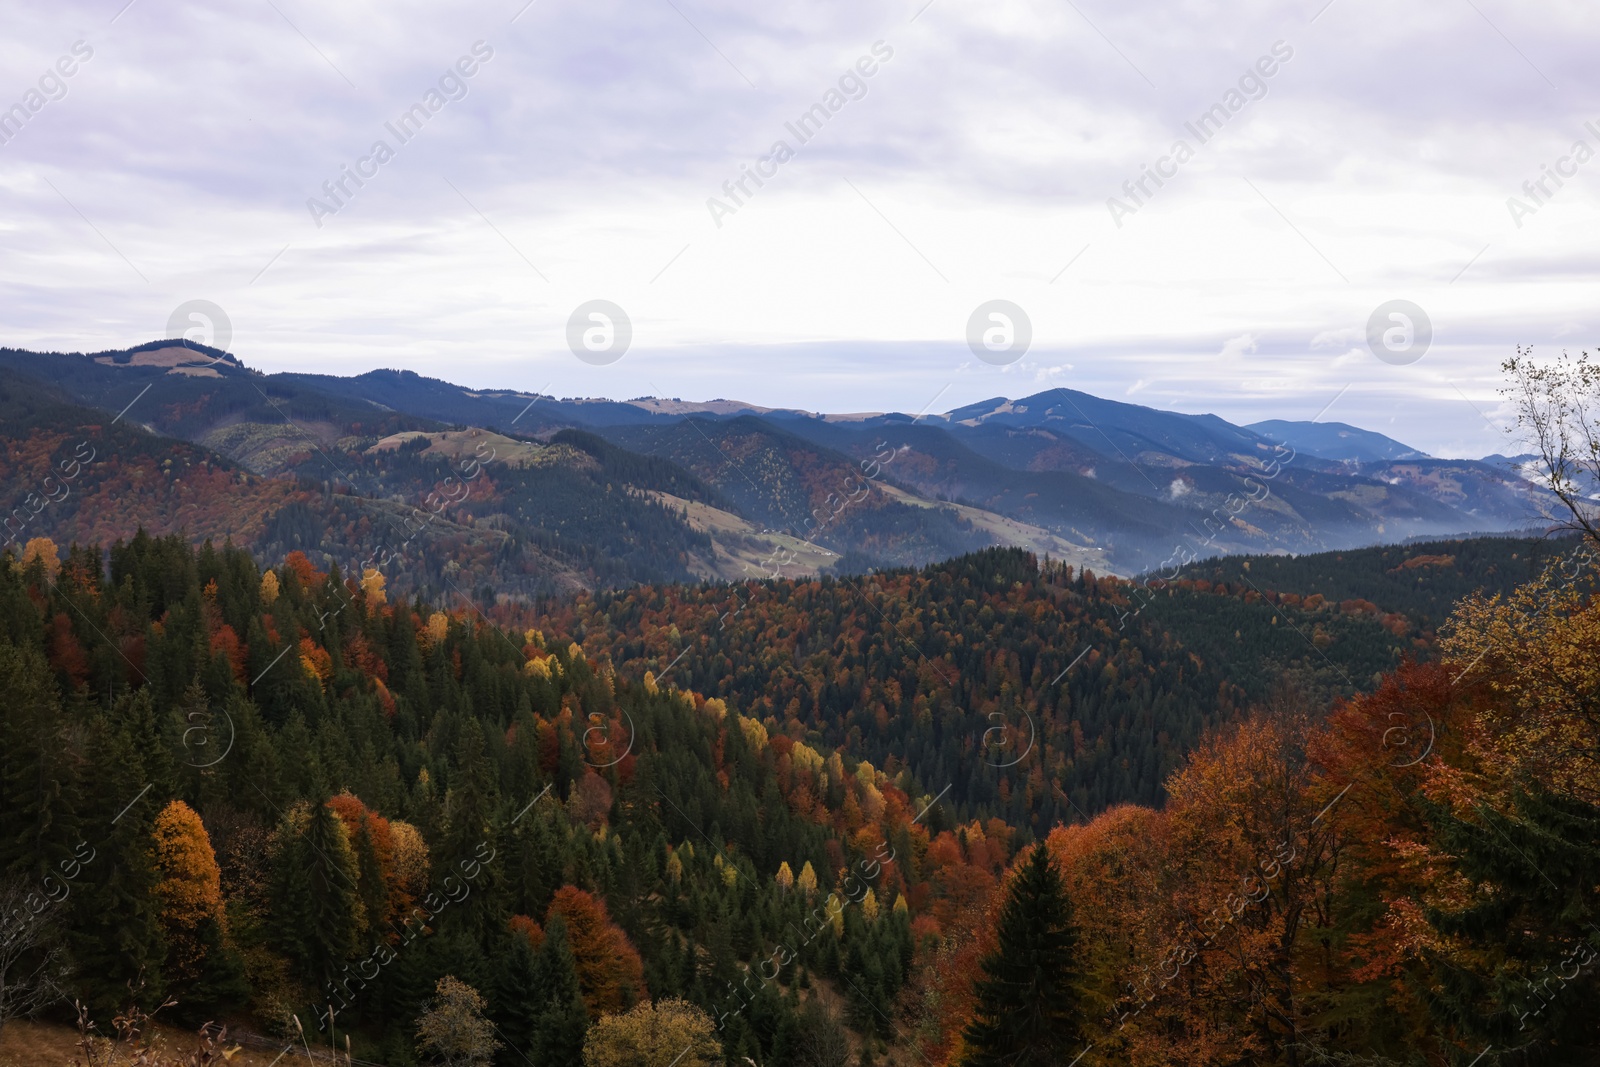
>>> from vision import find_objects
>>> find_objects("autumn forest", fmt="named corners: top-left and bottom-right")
top-left (0, 354), bottom-right (1598, 1067)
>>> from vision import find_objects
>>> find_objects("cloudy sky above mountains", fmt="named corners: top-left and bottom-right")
top-left (2, 0), bottom-right (1596, 456)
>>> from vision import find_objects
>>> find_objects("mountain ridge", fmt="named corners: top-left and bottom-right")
top-left (0, 341), bottom-right (1557, 585)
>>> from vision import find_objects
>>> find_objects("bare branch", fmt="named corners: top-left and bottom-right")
top-left (1502, 348), bottom-right (1600, 550)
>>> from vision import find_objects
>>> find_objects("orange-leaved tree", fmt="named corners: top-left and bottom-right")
top-left (151, 799), bottom-right (227, 982)
top-left (545, 886), bottom-right (644, 1015)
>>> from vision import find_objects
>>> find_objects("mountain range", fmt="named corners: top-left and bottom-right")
top-left (0, 340), bottom-right (1558, 600)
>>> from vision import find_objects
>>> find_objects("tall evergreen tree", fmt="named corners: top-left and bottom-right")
top-left (0, 641), bottom-right (78, 880)
top-left (1419, 782), bottom-right (1600, 1052)
top-left (527, 916), bottom-right (588, 1067)
top-left (269, 797), bottom-right (363, 989)
top-left (349, 813), bottom-right (392, 950)
top-left (440, 717), bottom-right (503, 942)
top-left (960, 845), bottom-right (1083, 1067)
top-left (492, 929), bottom-right (543, 1062)
top-left (67, 714), bottom-right (167, 1018)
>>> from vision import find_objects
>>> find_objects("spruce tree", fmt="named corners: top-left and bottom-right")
top-left (959, 845), bottom-right (1083, 1067)
top-left (1419, 783), bottom-right (1600, 1051)
top-left (176, 913), bottom-right (249, 1022)
top-left (0, 641), bottom-right (78, 880)
top-left (269, 797), bottom-right (363, 989)
top-left (349, 814), bottom-right (391, 950)
top-left (528, 916), bottom-right (588, 1067)
top-left (440, 718), bottom-right (503, 942)
top-left (492, 929), bottom-right (542, 1061)
top-left (67, 714), bottom-right (167, 1018)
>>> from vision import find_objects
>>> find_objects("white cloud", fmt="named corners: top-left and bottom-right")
top-left (1219, 333), bottom-right (1259, 360)
top-left (0, 0), bottom-right (1593, 463)
top-left (1311, 327), bottom-right (1364, 349)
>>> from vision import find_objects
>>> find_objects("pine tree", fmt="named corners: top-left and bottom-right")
top-left (959, 845), bottom-right (1083, 1067)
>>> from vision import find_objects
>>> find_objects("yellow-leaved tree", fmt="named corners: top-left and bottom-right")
top-left (1480, 347), bottom-right (1600, 798)
top-left (424, 611), bottom-right (450, 649)
top-left (151, 799), bottom-right (227, 980)
top-left (20, 537), bottom-right (59, 580)
top-left (798, 860), bottom-right (818, 898)
top-left (390, 820), bottom-right (432, 903)
top-left (738, 714), bottom-right (768, 753)
top-left (582, 998), bottom-right (720, 1067)
top-left (416, 976), bottom-right (499, 1067)
top-left (1440, 562), bottom-right (1600, 805)
top-left (259, 568), bottom-right (279, 605)
top-left (360, 567), bottom-right (387, 608)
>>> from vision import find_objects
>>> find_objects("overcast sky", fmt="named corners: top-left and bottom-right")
top-left (3, 0), bottom-right (1596, 456)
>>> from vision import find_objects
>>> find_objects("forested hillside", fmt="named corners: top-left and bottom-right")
top-left (0, 369), bottom-right (313, 552)
top-left (0, 355), bottom-right (1080, 591)
top-left (533, 546), bottom-right (1431, 826)
top-left (4, 516), bottom-right (1600, 1066)
top-left (593, 417), bottom-right (1001, 572)
top-left (0, 371), bottom-right (715, 598)
top-left (0, 534), bottom-right (960, 1065)
top-left (273, 427), bottom-right (724, 590)
top-left (1177, 532), bottom-right (1571, 631)
top-left (918, 531), bottom-right (1600, 1065)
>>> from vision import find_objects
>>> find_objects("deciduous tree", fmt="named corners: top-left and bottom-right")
top-left (417, 975), bottom-right (500, 1067)
top-left (546, 887), bottom-right (644, 1015)
top-left (581, 997), bottom-right (719, 1067)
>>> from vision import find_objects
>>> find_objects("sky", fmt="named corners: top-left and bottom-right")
top-left (2, 0), bottom-right (1596, 457)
